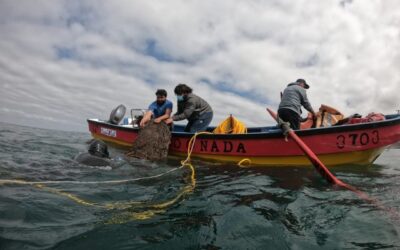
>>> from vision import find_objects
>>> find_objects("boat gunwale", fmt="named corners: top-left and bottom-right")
top-left (87, 114), bottom-right (400, 140)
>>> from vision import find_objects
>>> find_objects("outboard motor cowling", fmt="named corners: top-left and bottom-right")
top-left (109, 104), bottom-right (126, 125)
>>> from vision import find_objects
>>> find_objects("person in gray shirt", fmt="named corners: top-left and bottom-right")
top-left (278, 79), bottom-right (316, 130)
top-left (166, 83), bottom-right (213, 133)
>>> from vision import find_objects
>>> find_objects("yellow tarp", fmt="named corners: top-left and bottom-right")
top-left (213, 115), bottom-right (247, 134)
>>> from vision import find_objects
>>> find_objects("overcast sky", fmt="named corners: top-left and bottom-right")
top-left (0, 0), bottom-right (399, 132)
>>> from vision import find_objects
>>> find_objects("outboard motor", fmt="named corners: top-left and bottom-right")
top-left (88, 139), bottom-right (109, 158)
top-left (109, 104), bottom-right (126, 125)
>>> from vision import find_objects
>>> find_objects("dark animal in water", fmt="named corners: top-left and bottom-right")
top-left (75, 139), bottom-right (110, 166)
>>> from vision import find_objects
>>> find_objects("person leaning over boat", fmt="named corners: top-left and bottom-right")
top-left (165, 83), bottom-right (213, 133)
top-left (140, 89), bottom-right (173, 127)
top-left (278, 79), bottom-right (316, 130)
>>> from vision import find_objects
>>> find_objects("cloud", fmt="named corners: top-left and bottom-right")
top-left (0, 0), bottom-right (399, 132)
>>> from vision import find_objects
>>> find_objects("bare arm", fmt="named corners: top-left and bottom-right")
top-left (300, 90), bottom-right (315, 116)
top-left (140, 111), bottom-right (153, 127)
top-left (154, 108), bottom-right (172, 123)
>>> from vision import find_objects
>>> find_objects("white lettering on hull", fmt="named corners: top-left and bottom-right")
top-left (100, 127), bottom-right (117, 137)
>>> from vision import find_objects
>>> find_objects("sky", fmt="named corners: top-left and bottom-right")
top-left (0, 0), bottom-right (399, 132)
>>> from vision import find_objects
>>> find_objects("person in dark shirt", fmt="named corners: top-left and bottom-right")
top-left (140, 89), bottom-right (173, 127)
top-left (165, 84), bottom-right (213, 133)
top-left (278, 79), bottom-right (316, 130)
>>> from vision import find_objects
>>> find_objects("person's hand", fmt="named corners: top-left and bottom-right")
top-left (139, 119), bottom-right (147, 127)
top-left (165, 118), bottom-right (173, 124)
top-left (154, 117), bottom-right (162, 123)
top-left (311, 112), bottom-right (317, 127)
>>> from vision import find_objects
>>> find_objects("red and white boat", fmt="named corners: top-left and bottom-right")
top-left (87, 109), bottom-right (400, 167)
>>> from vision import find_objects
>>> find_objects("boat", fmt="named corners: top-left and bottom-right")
top-left (87, 110), bottom-right (400, 167)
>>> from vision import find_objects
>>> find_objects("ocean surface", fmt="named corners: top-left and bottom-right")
top-left (0, 122), bottom-right (399, 250)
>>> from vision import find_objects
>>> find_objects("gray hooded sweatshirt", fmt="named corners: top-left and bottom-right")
top-left (278, 83), bottom-right (314, 115)
top-left (173, 93), bottom-right (213, 121)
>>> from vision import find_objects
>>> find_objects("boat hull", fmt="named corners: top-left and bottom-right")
top-left (168, 147), bottom-right (386, 166)
top-left (87, 114), bottom-right (400, 167)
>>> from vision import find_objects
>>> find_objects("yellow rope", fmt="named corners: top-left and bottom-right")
top-left (105, 163), bottom-right (196, 223)
top-left (0, 166), bottom-right (194, 223)
top-left (35, 184), bottom-right (100, 207)
top-left (0, 167), bottom-right (183, 186)
top-left (183, 131), bottom-right (252, 168)
top-left (237, 158), bottom-right (252, 167)
top-left (0, 129), bottom-right (253, 223)
top-left (181, 131), bottom-right (213, 165)
top-left (0, 133), bottom-right (201, 223)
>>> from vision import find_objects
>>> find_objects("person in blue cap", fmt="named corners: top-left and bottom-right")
top-left (278, 79), bottom-right (316, 130)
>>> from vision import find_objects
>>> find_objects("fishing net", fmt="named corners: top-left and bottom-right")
top-left (125, 122), bottom-right (171, 161)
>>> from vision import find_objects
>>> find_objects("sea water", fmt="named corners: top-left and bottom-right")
top-left (0, 122), bottom-right (399, 250)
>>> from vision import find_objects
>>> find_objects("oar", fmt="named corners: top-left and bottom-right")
top-left (266, 108), bottom-right (374, 202)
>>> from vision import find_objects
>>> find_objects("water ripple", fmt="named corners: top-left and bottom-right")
top-left (1, 122), bottom-right (400, 249)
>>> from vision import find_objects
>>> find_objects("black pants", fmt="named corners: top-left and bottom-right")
top-left (277, 108), bottom-right (300, 130)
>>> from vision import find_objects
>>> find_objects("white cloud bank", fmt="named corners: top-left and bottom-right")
top-left (0, 0), bottom-right (399, 131)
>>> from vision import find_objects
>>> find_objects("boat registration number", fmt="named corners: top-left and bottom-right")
top-left (336, 130), bottom-right (379, 149)
top-left (100, 127), bottom-right (117, 137)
